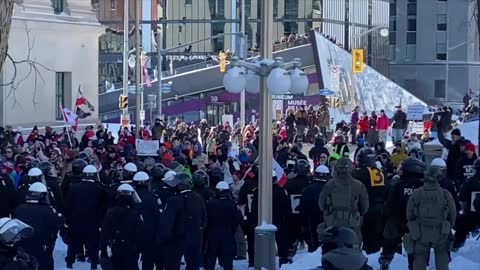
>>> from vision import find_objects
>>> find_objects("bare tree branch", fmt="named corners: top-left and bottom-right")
top-left (0, 23), bottom-right (54, 110)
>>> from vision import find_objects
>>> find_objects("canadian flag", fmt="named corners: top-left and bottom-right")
top-left (61, 105), bottom-right (78, 131)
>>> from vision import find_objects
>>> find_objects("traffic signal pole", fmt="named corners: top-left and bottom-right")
top-left (121, 0), bottom-right (130, 127)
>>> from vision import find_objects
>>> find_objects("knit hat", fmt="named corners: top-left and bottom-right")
top-left (465, 143), bottom-right (476, 152)
top-left (451, 128), bottom-right (461, 136)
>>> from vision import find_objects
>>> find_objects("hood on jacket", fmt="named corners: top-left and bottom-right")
top-left (321, 247), bottom-right (369, 270)
top-left (314, 137), bottom-right (325, 147)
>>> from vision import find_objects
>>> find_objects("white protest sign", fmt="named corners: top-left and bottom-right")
top-left (407, 105), bottom-right (426, 121)
top-left (411, 122), bottom-right (424, 135)
top-left (136, 139), bottom-right (160, 156)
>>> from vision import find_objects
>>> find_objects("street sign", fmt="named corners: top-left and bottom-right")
top-left (161, 83), bottom-right (172, 93)
top-left (140, 110), bottom-right (145, 121)
top-left (319, 89), bottom-right (335, 96)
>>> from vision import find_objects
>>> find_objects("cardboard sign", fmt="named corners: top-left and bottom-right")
top-left (407, 105), bottom-right (426, 121)
top-left (135, 139), bottom-right (159, 156)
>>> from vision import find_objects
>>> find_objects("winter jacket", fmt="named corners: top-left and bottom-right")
top-left (295, 110), bottom-right (308, 126)
top-left (384, 174), bottom-right (424, 225)
top-left (350, 111), bottom-right (359, 127)
top-left (358, 118), bottom-right (369, 133)
top-left (391, 111), bottom-right (408, 129)
top-left (454, 153), bottom-right (478, 189)
top-left (318, 248), bottom-right (372, 270)
top-left (459, 173), bottom-right (480, 213)
top-left (376, 115), bottom-right (389, 130)
top-left (438, 132), bottom-right (465, 180)
top-left (317, 107), bottom-right (330, 127)
top-left (0, 175), bottom-right (16, 218)
top-left (151, 124), bottom-right (165, 140)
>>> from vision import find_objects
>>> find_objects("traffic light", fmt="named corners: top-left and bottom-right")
top-left (219, 52), bottom-right (227, 73)
top-left (119, 94), bottom-right (128, 110)
top-left (352, 49), bottom-right (365, 74)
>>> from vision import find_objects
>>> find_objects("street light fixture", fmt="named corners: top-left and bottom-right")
top-left (223, 57), bottom-right (308, 96)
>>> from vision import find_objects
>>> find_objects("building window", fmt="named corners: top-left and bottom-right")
top-left (407, 32), bottom-right (416, 44)
top-left (437, 14), bottom-right (447, 31)
top-left (110, 0), bottom-right (116, 10)
top-left (185, 0), bottom-right (192, 5)
top-left (389, 33), bottom-right (396, 45)
top-left (390, 2), bottom-right (396, 16)
top-left (53, 0), bottom-right (65, 14)
top-left (389, 45), bottom-right (396, 60)
top-left (55, 72), bottom-right (66, 121)
top-left (436, 43), bottom-right (447, 60)
top-left (406, 44), bottom-right (416, 60)
top-left (407, 19), bottom-right (416, 31)
top-left (407, 2), bottom-right (417, 16)
top-left (434, 80), bottom-right (446, 98)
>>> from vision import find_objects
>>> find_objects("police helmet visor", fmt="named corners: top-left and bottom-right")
top-left (0, 219), bottom-right (34, 244)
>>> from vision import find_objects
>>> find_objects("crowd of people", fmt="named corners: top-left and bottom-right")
top-left (0, 100), bottom-right (479, 270)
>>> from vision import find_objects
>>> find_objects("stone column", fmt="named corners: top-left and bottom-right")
top-left (66, 0), bottom-right (98, 22)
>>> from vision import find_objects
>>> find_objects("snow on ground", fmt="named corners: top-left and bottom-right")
top-left (53, 236), bottom-right (480, 269)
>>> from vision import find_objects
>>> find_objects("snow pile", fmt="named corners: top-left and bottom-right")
top-left (282, 237), bottom-right (480, 270)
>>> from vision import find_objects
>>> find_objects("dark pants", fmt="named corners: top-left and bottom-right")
top-left (111, 246), bottom-right (139, 270)
top-left (319, 126), bottom-right (327, 138)
top-left (276, 226), bottom-right (291, 266)
top-left (155, 245), bottom-right (182, 270)
top-left (140, 240), bottom-right (156, 270)
top-left (205, 237), bottom-right (235, 270)
top-left (66, 229), bottom-right (99, 269)
top-left (362, 205), bottom-right (384, 254)
top-left (453, 213), bottom-right (480, 247)
top-left (350, 126), bottom-right (357, 144)
top-left (304, 217), bottom-right (321, 253)
top-left (25, 244), bottom-right (54, 270)
top-left (243, 223), bottom-right (255, 267)
top-left (184, 233), bottom-right (202, 270)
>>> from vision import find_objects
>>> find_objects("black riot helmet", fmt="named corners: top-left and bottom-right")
top-left (72, 159), bottom-right (88, 175)
top-left (402, 157), bottom-right (426, 176)
top-left (192, 170), bottom-right (210, 188)
top-left (151, 163), bottom-right (167, 179)
top-left (295, 159), bottom-right (311, 176)
top-left (357, 148), bottom-right (376, 168)
top-left (38, 161), bottom-right (55, 177)
top-left (209, 166), bottom-right (224, 188)
top-left (143, 157), bottom-right (156, 172)
top-left (133, 160), bottom-right (145, 172)
top-left (175, 172), bottom-right (192, 191)
top-left (319, 226), bottom-right (360, 255)
top-left (78, 152), bottom-right (91, 163)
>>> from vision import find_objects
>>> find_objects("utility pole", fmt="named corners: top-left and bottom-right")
top-left (477, 0), bottom-right (480, 150)
top-left (121, 0), bottom-right (130, 126)
top-left (135, 0), bottom-right (142, 128)
top-left (240, 0), bottom-right (246, 128)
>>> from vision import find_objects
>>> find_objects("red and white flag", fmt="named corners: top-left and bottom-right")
top-left (273, 158), bottom-right (288, 187)
top-left (61, 106), bottom-right (78, 131)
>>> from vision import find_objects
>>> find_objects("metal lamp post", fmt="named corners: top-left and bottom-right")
top-left (223, 55), bottom-right (308, 269)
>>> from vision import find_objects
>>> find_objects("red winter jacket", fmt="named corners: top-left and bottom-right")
top-left (376, 115), bottom-right (390, 130)
top-left (358, 118), bottom-right (369, 133)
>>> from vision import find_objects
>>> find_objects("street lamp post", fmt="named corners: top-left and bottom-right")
top-left (223, 55), bottom-right (308, 269)
top-left (121, 0), bottom-right (130, 125)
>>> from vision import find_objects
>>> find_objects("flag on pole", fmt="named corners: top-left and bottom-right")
top-left (75, 85), bottom-right (95, 119)
top-left (273, 158), bottom-right (288, 187)
top-left (61, 105), bottom-right (78, 131)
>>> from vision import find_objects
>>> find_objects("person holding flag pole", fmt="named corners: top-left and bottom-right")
top-left (60, 104), bottom-right (77, 148)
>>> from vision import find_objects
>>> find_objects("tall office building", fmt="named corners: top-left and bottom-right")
top-left (389, 0), bottom-right (480, 103)
top-left (314, 0), bottom-right (390, 76)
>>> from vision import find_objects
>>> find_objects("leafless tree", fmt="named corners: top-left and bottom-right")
top-left (0, 23), bottom-right (53, 109)
top-left (0, 0), bottom-right (15, 72)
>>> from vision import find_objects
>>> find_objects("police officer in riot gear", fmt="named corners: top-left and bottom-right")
top-left (108, 162), bottom-right (138, 207)
top-left (405, 164), bottom-right (456, 270)
top-left (352, 148), bottom-right (388, 254)
top-left (38, 161), bottom-right (63, 213)
top-left (380, 157), bottom-right (425, 270)
top-left (318, 158), bottom-right (369, 242)
top-left (192, 170), bottom-right (215, 203)
top-left (61, 159), bottom-right (88, 201)
top-left (204, 181), bottom-right (243, 270)
top-left (132, 171), bottom-right (160, 270)
top-left (101, 183), bottom-right (143, 270)
top-left (298, 165), bottom-right (330, 252)
top-left (15, 182), bottom-right (64, 270)
top-left (452, 158), bottom-right (480, 251)
top-left (150, 164), bottom-right (167, 193)
top-left (0, 218), bottom-right (37, 270)
top-left (238, 165), bottom-right (258, 267)
top-left (431, 158), bottom-right (461, 212)
top-left (65, 165), bottom-right (107, 270)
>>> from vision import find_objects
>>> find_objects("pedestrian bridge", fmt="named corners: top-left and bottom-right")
top-left (99, 42), bottom-right (316, 122)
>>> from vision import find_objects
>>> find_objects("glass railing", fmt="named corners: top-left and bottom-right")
top-left (99, 37), bottom-right (311, 94)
